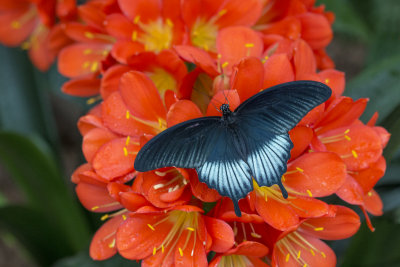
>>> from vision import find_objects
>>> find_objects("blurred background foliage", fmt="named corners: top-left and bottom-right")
top-left (0, 0), bottom-right (399, 266)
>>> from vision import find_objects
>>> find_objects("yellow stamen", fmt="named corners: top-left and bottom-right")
top-left (314, 227), bottom-right (324, 231)
top-left (296, 167), bottom-right (304, 172)
top-left (245, 43), bottom-right (254, 48)
top-left (186, 227), bottom-right (195, 231)
top-left (153, 246), bottom-right (157, 255)
top-left (123, 147), bottom-right (128, 157)
top-left (91, 206), bottom-right (99, 211)
top-left (310, 249), bottom-right (315, 256)
top-left (250, 232), bottom-right (261, 238)
top-left (222, 62), bottom-right (229, 68)
top-left (368, 191), bottom-right (373, 196)
top-left (132, 31), bottom-right (138, 41)
top-left (122, 214), bottom-right (127, 220)
top-left (134, 16), bottom-right (140, 24)
top-left (165, 18), bottom-right (174, 27)
top-left (325, 79), bottom-right (330, 84)
top-left (297, 250), bottom-right (301, 259)
top-left (178, 247), bottom-right (183, 256)
top-left (352, 150), bottom-right (358, 158)
top-left (307, 190), bottom-right (313, 197)
top-left (147, 224), bottom-right (155, 231)
top-left (11, 21), bottom-right (21, 29)
top-left (82, 61), bottom-right (90, 69)
top-left (126, 110), bottom-right (130, 119)
top-left (286, 253), bottom-right (290, 262)
top-left (90, 62), bottom-right (99, 72)
top-left (321, 252), bottom-right (326, 258)
top-left (161, 244), bottom-right (165, 253)
top-left (101, 214), bottom-right (109, 221)
top-left (83, 49), bottom-right (92, 55)
top-left (108, 238), bottom-right (116, 248)
top-left (85, 32), bottom-right (95, 39)
top-left (344, 135), bottom-right (351, 141)
top-left (125, 136), bottom-right (131, 146)
top-left (218, 9), bottom-right (227, 16)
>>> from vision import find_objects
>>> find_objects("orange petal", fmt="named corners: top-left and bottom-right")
top-left (318, 69), bottom-right (345, 97)
top-left (90, 215), bottom-right (124, 260)
top-left (0, 9), bottom-right (36, 46)
top-left (167, 100), bottom-right (203, 127)
top-left (174, 229), bottom-right (208, 267)
top-left (102, 92), bottom-right (158, 136)
top-left (322, 125), bottom-right (382, 171)
top-left (104, 13), bottom-right (135, 39)
top-left (204, 216), bottom-right (234, 253)
top-left (298, 205), bottom-right (360, 240)
top-left (285, 152), bottom-right (346, 197)
top-left (111, 40), bottom-right (145, 64)
top-left (363, 189), bottom-right (383, 216)
top-left (82, 127), bottom-right (118, 163)
top-left (373, 126), bottom-right (390, 148)
top-left (174, 45), bottom-right (219, 77)
top-left (255, 193), bottom-right (299, 231)
top-left (297, 12), bottom-right (333, 49)
top-left (58, 43), bottom-right (110, 78)
top-left (217, 26), bottom-right (263, 75)
top-left (118, 0), bottom-right (160, 22)
top-left (263, 53), bottom-right (294, 89)
top-left (119, 71), bottom-right (166, 122)
top-left (100, 64), bottom-right (132, 99)
top-left (352, 156), bottom-right (386, 193)
top-left (189, 170), bottom-right (221, 202)
top-left (78, 113), bottom-right (104, 136)
top-left (61, 75), bottom-right (100, 97)
top-left (293, 39), bottom-right (316, 79)
top-left (261, 17), bottom-right (301, 40)
top-left (92, 137), bottom-right (139, 180)
top-left (336, 174), bottom-right (364, 205)
top-left (215, 0), bottom-right (263, 28)
top-left (231, 57), bottom-right (264, 102)
top-left (288, 196), bottom-right (329, 218)
top-left (76, 182), bottom-right (122, 212)
top-left (226, 241), bottom-right (269, 257)
top-left (120, 191), bottom-right (151, 212)
top-left (289, 126), bottom-right (313, 160)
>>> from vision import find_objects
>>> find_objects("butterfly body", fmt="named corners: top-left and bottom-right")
top-left (134, 81), bottom-right (332, 216)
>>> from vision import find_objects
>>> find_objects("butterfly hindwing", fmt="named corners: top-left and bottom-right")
top-left (235, 81), bottom-right (332, 134)
top-left (134, 117), bottom-right (221, 172)
top-left (196, 126), bottom-right (252, 216)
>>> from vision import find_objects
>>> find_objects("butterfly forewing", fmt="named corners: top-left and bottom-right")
top-left (235, 81), bottom-right (332, 134)
top-left (134, 117), bottom-right (221, 171)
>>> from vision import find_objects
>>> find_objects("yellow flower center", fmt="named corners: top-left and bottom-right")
top-left (133, 17), bottom-right (174, 53)
top-left (190, 18), bottom-right (218, 51)
top-left (147, 68), bottom-right (177, 99)
top-left (219, 254), bottom-right (251, 267)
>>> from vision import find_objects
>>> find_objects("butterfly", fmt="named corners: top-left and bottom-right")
top-left (134, 81), bottom-right (332, 216)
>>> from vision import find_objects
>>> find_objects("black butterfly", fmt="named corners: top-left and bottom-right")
top-left (134, 81), bottom-right (332, 216)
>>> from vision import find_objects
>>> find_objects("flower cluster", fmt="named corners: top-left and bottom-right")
top-left (1, 0), bottom-right (390, 266)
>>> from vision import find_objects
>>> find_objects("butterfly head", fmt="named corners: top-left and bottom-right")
top-left (220, 104), bottom-right (232, 117)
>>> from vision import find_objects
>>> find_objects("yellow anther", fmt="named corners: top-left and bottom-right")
top-left (147, 224), bottom-right (155, 231)
top-left (297, 250), bottom-right (301, 259)
top-left (250, 232), bottom-right (261, 238)
top-left (310, 249), bottom-right (315, 256)
top-left (86, 96), bottom-right (100, 105)
top-left (158, 117), bottom-right (163, 128)
top-left (245, 43), bottom-right (254, 48)
top-left (351, 150), bottom-right (358, 158)
top-left (344, 135), bottom-right (351, 141)
top-left (368, 191), bottom-right (373, 196)
top-left (325, 78), bottom-right (330, 84)
top-left (126, 110), bottom-right (130, 119)
top-left (155, 171), bottom-right (166, 176)
top-left (82, 61), bottom-right (90, 69)
top-left (85, 31), bottom-right (95, 39)
top-left (153, 247), bottom-right (157, 255)
top-left (101, 214), bottom-right (109, 221)
top-left (282, 175), bottom-right (286, 182)
top-left (303, 264), bottom-right (308, 267)
top-left (265, 55), bottom-right (269, 60)
top-left (344, 129), bottom-right (350, 134)
top-left (217, 54), bottom-right (222, 59)
top-left (134, 15), bottom-right (140, 24)
top-left (179, 247), bottom-right (183, 256)
top-left (11, 21), bottom-right (21, 29)
top-left (102, 50), bottom-right (108, 56)
top-left (83, 49), bottom-right (92, 55)
top-left (286, 253), bottom-right (290, 262)
top-left (161, 244), bottom-right (165, 253)
top-left (321, 252), bottom-right (326, 258)
top-left (123, 147), bottom-right (128, 157)
top-left (296, 167), bottom-right (304, 172)
top-left (126, 136), bottom-right (131, 146)
top-left (90, 62), bottom-right (99, 72)
top-left (132, 31), bottom-right (138, 41)
top-left (222, 62), bottom-right (229, 68)
top-left (108, 238), bottom-right (116, 248)
top-left (314, 227), bottom-right (324, 231)
top-left (186, 227), bottom-right (195, 231)
top-left (91, 206), bottom-right (99, 211)
top-left (218, 9), bottom-right (227, 16)
top-left (21, 41), bottom-right (30, 50)
top-left (165, 18), bottom-right (174, 27)
top-left (122, 214), bottom-right (127, 220)
top-left (306, 190), bottom-right (313, 197)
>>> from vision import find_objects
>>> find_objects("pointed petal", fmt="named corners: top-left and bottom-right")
top-left (83, 128), bottom-right (118, 163)
top-left (336, 174), bottom-right (364, 205)
top-left (363, 189), bottom-right (383, 216)
top-left (215, 0), bottom-right (263, 28)
top-left (226, 241), bottom-right (269, 257)
top-left (263, 53), bottom-right (294, 89)
top-left (297, 12), bottom-right (333, 49)
top-left (289, 126), bottom-right (313, 160)
top-left (318, 69), bottom-right (345, 97)
top-left (61, 76), bottom-right (100, 97)
top-left (100, 64), bottom-right (132, 99)
top-left (217, 26), bottom-right (263, 74)
top-left (90, 215), bottom-right (124, 260)
top-left (119, 71), bottom-right (166, 122)
top-left (293, 39), bottom-right (316, 79)
top-left (189, 170), bottom-right (221, 202)
top-left (284, 152), bottom-right (346, 197)
top-left (118, 0), bottom-right (161, 22)
top-left (76, 182), bottom-right (122, 212)
top-left (204, 216), bottom-right (235, 253)
top-left (174, 45), bottom-right (219, 77)
top-left (298, 205), bottom-right (360, 240)
top-left (352, 156), bottom-right (386, 193)
top-left (231, 57), bottom-right (264, 102)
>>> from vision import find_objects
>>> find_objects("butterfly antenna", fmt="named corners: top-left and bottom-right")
top-left (222, 90), bottom-right (230, 106)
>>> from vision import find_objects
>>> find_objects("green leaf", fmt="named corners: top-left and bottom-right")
top-left (345, 53), bottom-right (400, 125)
top-left (381, 104), bottom-right (400, 161)
top-left (0, 205), bottom-right (76, 267)
top-left (341, 217), bottom-right (400, 266)
top-left (53, 252), bottom-right (140, 267)
top-left (0, 46), bottom-right (58, 147)
top-left (0, 132), bottom-right (90, 251)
